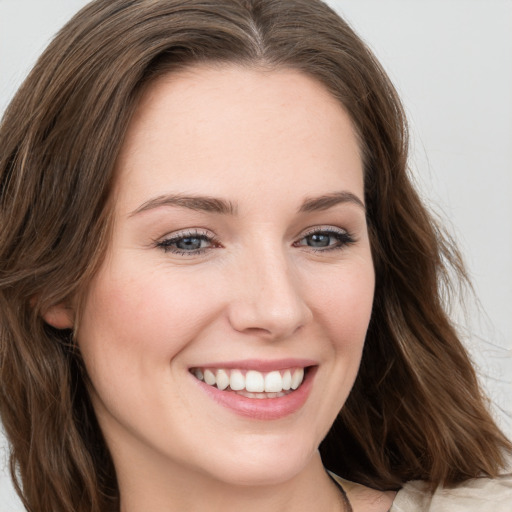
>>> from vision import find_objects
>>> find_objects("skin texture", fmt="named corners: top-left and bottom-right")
top-left (46, 66), bottom-right (394, 511)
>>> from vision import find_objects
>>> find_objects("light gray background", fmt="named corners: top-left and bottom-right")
top-left (1, 1), bottom-right (511, 509)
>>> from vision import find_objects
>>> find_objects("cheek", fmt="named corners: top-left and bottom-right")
top-left (308, 259), bottom-right (375, 350)
top-left (76, 262), bottom-right (225, 381)
top-left (301, 257), bottom-right (374, 436)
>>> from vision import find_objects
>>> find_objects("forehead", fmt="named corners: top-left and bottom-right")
top-left (114, 65), bottom-right (364, 212)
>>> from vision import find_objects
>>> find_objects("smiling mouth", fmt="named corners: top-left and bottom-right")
top-left (190, 367), bottom-right (308, 399)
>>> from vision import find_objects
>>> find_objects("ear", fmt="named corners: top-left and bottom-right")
top-left (42, 303), bottom-right (74, 330)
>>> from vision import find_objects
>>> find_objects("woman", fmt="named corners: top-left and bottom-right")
top-left (0, 1), bottom-right (510, 511)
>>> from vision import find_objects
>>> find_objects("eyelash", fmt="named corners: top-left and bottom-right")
top-left (293, 227), bottom-right (355, 253)
top-left (155, 227), bottom-right (355, 256)
top-left (155, 230), bottom-right (220, 256)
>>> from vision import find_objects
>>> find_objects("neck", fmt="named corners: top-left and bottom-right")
top-left (117, 451), bottom-right (345, 512)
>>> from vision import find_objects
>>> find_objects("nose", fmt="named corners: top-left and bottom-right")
top-left (227, 247), bottom-right (313, 340)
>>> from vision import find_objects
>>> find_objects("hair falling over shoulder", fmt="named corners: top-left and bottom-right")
top-left (0, 1), bottom-right (510, 510)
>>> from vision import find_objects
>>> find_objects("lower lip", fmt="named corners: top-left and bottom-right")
top-left (193, 367), bottom-right (317, 420)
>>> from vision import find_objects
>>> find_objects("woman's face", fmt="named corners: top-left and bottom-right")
top-left (74, 66), bottom-right (374, 486)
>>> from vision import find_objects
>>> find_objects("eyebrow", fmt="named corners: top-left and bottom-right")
top-left (129, 190), bottom-right (365, 217)
top-left (298, 191), bottom-right (365, 213)
top-left (129, 194), bottom-right (237, 217)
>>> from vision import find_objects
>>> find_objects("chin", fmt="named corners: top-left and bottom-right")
top-left (194, 432), bottom-right (321, 487)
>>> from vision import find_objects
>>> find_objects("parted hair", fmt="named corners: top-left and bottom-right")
top-left (0, 1), bottom-right (510, 511)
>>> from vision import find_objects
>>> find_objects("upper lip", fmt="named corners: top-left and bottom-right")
top-left (189, 358), bottom-right (317, 372)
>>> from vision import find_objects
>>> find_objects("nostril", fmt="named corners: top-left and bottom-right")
top-left (227, 299), bottom-right (312, 340)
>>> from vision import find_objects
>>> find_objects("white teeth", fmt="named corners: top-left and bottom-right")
top-left (192, 367), bottom-right (307, 395)
top-left (216, 369), bottom-right (230, 390)
top-left (229, 370), bottom-right (245, 391)
top-left (282, 370), bottom-right (292, 390)
top-left (204, 369), bottom-right (216, 386)
top-left (264, 370), bottom-right (283, 392)
top-left (291, 368), bottom-right (304, 390)
top-left (245, 370), bottom-right (265, 392)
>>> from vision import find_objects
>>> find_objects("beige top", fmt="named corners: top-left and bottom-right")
top-left (390, 473), bottom-right (512, 511)
top-left (332, 472), bottom-right (512, 511)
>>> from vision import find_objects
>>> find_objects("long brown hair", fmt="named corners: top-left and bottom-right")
top-left (1, 1), bottom-right (510, 510)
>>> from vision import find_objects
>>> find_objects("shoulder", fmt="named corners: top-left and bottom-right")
top-left (391, 472), bottom-right (512, 512)
top-left (329, 473), bottom-right (396, 512)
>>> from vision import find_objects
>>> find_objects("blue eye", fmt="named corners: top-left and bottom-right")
top-left (156, 231), bottom-right (217, 255)
top-left (156, 227), bottom-right (354, 256)
top-left (295, 228), bottom-right (354, 251)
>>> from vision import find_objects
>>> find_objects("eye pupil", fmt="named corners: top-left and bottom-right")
top-left (307, 233), bottom-right (331, 247)
top-left (177, 237), bottom-right (203, 250)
